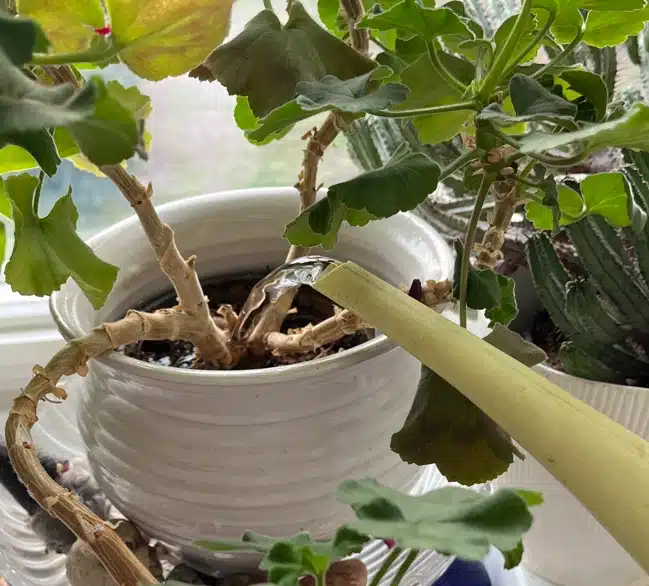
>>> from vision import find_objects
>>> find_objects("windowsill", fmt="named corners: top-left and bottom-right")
top-left (0, 285), bottom-right (64, 400)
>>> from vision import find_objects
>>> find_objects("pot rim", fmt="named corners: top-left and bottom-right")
top-left (50, 186), bottom-right (451, 386)
top-left (534, 361), bottom-right (649, 392)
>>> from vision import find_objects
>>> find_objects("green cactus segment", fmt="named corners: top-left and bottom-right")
top-left (344, 119), bottom-right (383, 172)
top-left (566, 216), bottom-right (649, 327)
top-left (526, 233), bottom-right (578, 340)
top-left (558, 342), bottom-right (620, 383)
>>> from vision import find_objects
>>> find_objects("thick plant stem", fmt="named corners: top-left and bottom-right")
top-left (42, 64), bottom-right (231, 366)
top-left (479, 0), bottom-right (533, 99)
top-left (101, 165), bottom-right (232, 366)
top-left (5, 309), bottom-right (210, 586)
top-left (459, 173), bottom-right (495, 328)
top-left (503, 6), bottom-right (556, 79)
top-left (530, 24), bottom-right (585, 80)
top-left (285, 0), bottom-right (369, 262)
top-left (427, 40), bottom-right (467, 94)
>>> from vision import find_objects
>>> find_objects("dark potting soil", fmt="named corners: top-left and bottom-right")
top-left (120, 270), bottom-right (374, 370)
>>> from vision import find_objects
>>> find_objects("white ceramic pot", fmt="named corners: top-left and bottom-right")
top-left (493, 362), bottom-right (649, 586)
top-left (50, 187), bottom-right (460, 577)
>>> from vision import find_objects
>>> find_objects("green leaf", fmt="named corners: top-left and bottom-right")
top-left (337, 479), bottom-right (537, 563)
top-left (485, 274), bottom-right (517, 327)
top-left (520, 103), bottom-right (649, 154)
top-left (104, 0), bottom-right (234, 80)
top-left (583, 5), bottom-right (649, 48)
top-left (296, 72), bottom-right (408, 113)
top-left (3, 174), bottom-right (118, 308)
top-left (241, 99), bottom-right (320, 145)
top-left (581, 172), bottom-right (645, 228)
top-left (477, 102), bottom-right (573, 127)
top-left (197, 527), bottom-right (370, 586)
top-left (284, 148), bottom-right (439, 248)
top-left (390, 325), bottom-right (545, 485)
top-left (0, 178), bottom-right (11, 219)
top-left (494, 14), bottom-right (539, 65)
top-left (502, 543), bottom-right (524, 571)
top-left (195, 3), bottom-right (376, 118)
top-left (396, 54), bottom-right (473, 144)
top-left (68, 77), bottom-right (140, 166)
top-left (0, 128), bottom-right (79, 175)
top-left (0, 46), bottom-right (96, 175)
top-left (525, 184), bottom-right (585, 230)
top-left (358, 0), bottom-right (473, 40)
top-left (317, 0), bottom-right (341, 34)
top-left (558, 69), bottom-right (608, 121)
top-left (105, 81), bottom-right (152, 120)
top-left (0, 13), bottom-right (49, 65)
top-left (329, 149), bottom-right (440, 216)
top-left (509, 74), bottom-right (577, 119)
top-left (16, 0), bottom-right (105, 53)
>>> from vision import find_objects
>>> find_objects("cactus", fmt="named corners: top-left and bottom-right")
top-left (526, 151), bottom-right (649, 385)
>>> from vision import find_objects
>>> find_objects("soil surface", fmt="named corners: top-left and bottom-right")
top-left (120, 270), bottom-right (374, 370)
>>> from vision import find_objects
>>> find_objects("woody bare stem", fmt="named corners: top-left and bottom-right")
top-left (253, 0), bottom-right (370, 345)
top-left (5, 309), bottom-right (208, 586)
top-left (100, 165), bottom-right (232, 366)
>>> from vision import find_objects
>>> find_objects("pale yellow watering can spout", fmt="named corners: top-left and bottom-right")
top-left (313, 261), bottom-right (649, 576)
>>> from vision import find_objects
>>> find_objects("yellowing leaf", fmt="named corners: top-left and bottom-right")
top-left (16, 0), bottom-right (105, 53)
top-left (105, 0), bottom-right (234, 80)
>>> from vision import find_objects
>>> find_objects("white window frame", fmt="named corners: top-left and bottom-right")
top-left (0, 285), bottom-right (64, 405)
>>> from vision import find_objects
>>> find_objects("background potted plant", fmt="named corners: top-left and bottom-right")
top-left (5, 0), bottom-right (649, 584)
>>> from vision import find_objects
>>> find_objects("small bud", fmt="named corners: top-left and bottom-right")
top-left (94, 26), bottom-right (111, 36)
top-left (383, 538), bottom-right (396, 549)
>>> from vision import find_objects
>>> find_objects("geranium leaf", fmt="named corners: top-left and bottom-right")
top-left (520, 103), bottom-right (649, 154)
top-left (390, 325), bottom-right (544, 484)
top-left (103, 0), bottom-right (234, 80)
top-left (558, 69), bottom-right (608, 121)
top-left (284, 148), bottom-right (438, 248)
top-left (337, 479), bottom-right (538, 564)
top-left (296, 72), bottom-right (408, 113)
top-left (0, 13), bottom-right (49, 64)
top-left (485, 274), bottom-right (518, 327)
top-left (581, 172), bottom-right (646, 228)
top-left (357, 0), bottom-right (473, 40)
top-left (0, 128), bottom-right (79, 175)
top-left (195, 3), bottom-right (376, 118)
top-left (395, 54), bottom-right (473, 144)
top-left (197, 527), bottom-right (370, 586)
top-left (3, 174), bottom-right (118, 308)
top-left (67, 78), bottom-right (140, 166)
top-left (583, 4), bottom-right (649, 48)
top-left (16, 0), bottom-right (105, 53)
top-left (239, 98), bottom-right (319, 145)
top-left (509, 74), bottom-right (577, 119)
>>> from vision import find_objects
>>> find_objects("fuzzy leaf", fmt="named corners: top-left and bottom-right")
top-left (195, 3), bottom-right (375, 118)
top-left (103, 0), bottom-right (234, 80)
top-left (525, 184), bottom-right (585, 230)
top-left (0, 13), bottom-right (49, 64)
top-left (296, 73), bottom-right (408, 113)
top-left (337, 479), bottom-right (537, 564)
top-left (67, 78), bottom-right (140, 166)
top-left (485, 274), bottom-right (517, 327)
top-left (3, 174), bottom-right (118, 308)
top-left (358, 0), bottom-right (473, 40)
top-left (16, 0), bottom-right (105, 53)
top-left (390, 325), bottom-right (545, 485)
top-left (239, 98), bottom-right (319, 145)
top-left (581, 172), bottom-right (646, 228)
top-left (396, 54), bottom-right (473, 144)
top-left (509, 74), bottom-right (577, 119)
top-left (558, 69), bottom-right (608, 121)
top-left (0, 41), bottom-right (96, 176)
top-left (520, 103), bottom-right (649, 154)
top-left (583, 5), bottom-right (649, 48)
top-left (197, 527), bottom-right (370, 586)
top-left (284, 148), bottom-right (439, 248)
